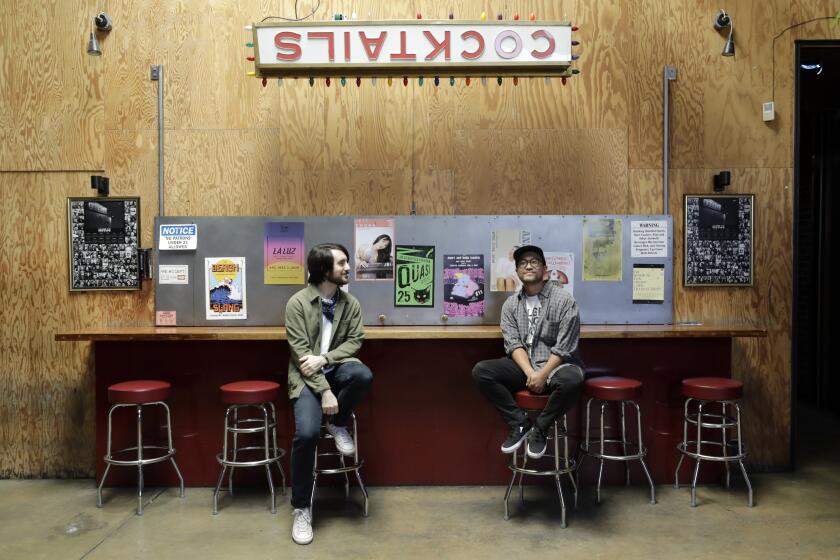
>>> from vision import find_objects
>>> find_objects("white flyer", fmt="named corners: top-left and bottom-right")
top-left (159, 264), bottom-right (189, 285)
top-left (631, 220), bottom-right (668, 258)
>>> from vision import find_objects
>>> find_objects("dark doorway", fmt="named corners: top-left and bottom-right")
top-left (794, 41), bottom-right (840, 417)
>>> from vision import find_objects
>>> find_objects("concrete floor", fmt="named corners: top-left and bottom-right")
top-left (2, 407), bottom-right (839, 560)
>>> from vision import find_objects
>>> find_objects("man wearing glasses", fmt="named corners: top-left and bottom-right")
top-left (472, 245), bottom-right (586, 459)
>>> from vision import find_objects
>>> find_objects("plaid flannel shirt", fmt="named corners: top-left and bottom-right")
top-left (500, 281), bottom-right (585, 371)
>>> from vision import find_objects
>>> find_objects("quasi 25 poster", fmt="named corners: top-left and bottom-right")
top-left (395, 246), bottom-right (435, 307)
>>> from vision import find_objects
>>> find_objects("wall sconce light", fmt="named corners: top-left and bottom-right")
top-left (90, 175), bottom-right (110, 196)
top-left (713, 170), bottom-right (731, 192)
top-left (87, 12), bottom-right (113, 56)
top-left (713, 10), bottom-right (735, 57)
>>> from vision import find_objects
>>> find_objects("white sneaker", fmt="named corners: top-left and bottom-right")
top-left (292, 507), bottom-right (313, 545)
top-left (325, 423), bottom-right (356, 456)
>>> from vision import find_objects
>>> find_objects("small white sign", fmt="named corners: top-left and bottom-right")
top-left (159, 264), bottom-right (189, 285)
top-left (159, 224), bottom-right (198, 250)
top-left (631, 220), bottom-right (668, 258)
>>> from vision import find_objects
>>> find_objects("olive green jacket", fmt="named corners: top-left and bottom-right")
top-left (285, 284), bottom-right (365, 399)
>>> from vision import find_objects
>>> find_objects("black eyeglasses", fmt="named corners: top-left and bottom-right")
top-left (516, 258), bottom-right (542, 269)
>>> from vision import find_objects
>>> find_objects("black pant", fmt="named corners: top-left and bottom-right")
top-left (472, 357), bottom-right (585, 433)
top-left (290, 361), bottom-right (373, 508)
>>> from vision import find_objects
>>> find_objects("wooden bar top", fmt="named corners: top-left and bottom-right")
top-left (55, 322), bottom-right (767, 342)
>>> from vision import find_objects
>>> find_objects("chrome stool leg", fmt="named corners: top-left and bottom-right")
top-left (620, 402), bottom-right (630, 486)
top-left (161, 402), bottom-right (185, 498)
top-left (212, 406), bottom-right (232, 515)
top-left (675, 398), bottom-right (690, 488)
top-left (503, 447), bottom-right (518, 520)
top-left (97, 405), bottom-right (117, 508)
top-left (229, 407), bottom-right (239, 495)
top-left (260, 405), bottom-right (277, 514)
top-left (136, 405), bottom-right (144, 515)
top-left (268, 402), bottom-right (286, 495)
top-left (595, 401), bottom-right (606, 504)
top-left (735, 404), bottom-right (754, 507)
top-left (721, 402), bottom-right (731, 489)
top-left (690, 401), bottom-right (704, 507)
top-left (632, 402), bottom-right (656, 504)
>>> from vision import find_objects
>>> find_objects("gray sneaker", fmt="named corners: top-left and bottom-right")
top-left (292, 507), bottom-right (313, 545)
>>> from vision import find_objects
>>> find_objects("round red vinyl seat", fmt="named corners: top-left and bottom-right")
top-left (585, 376), bottom-right (642, 401)
top-left (681, 377), bottom-right (743, 401)
top-left (219, 381), bottom-right (280, 405)
top-left (515, 389), bottom-right (550, 410)
top-left (108, 380), bottom-right (171, 404)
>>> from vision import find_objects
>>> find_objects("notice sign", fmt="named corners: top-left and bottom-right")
top-left (631, 220), bottom-right (668, 258)
top-left (632, 264), bottom-right (665, 304)
top-left (159, 224), bottom-right (198, 250)
top-left (159, 264), bottom-right (189, 285)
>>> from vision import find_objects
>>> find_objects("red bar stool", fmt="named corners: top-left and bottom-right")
top-left (578, 377), bottom-right (656, 505)
top-left (97, 380), bottom-right (185, 515)
top-left (503, 390), bottom-right (576, 527)
top-left (675, 377), bottom-right (753, 507)
top-left (213, 381), bottom-right (286, 514)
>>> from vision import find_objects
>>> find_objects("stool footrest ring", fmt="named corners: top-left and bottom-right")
top-left (677, 440), bottom-right (747, 462)
top-left (104, 446), bottom-right (176, 467)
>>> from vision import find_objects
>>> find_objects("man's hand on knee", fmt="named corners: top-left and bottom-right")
top-left (321, 389), bottom-right (339, 415)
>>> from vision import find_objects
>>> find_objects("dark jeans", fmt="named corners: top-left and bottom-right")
top-left (472, 357), bottom-right (585, 433)
top-left (290, 361), bottom-right (373, 508)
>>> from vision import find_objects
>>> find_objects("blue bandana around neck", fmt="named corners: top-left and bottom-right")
top-left (320, 292), bottom-right (338, 322)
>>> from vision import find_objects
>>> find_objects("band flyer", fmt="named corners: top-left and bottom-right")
top-left (205, 257), bottom-right (247, 320)
top-left (582, 218), bottom-right (623, 281)
top-left (354, 218), bottom-right (395, 281)
top-left (443, 254), bottom-right (485, 317)
top-left (395, 246), bottom-right (435, 307)
top-left (264, 222), bottom-right (305, 285)
top-left (491, 229), bottom-right (531, 292)
top-left (544, 252), bottom-right (575, 296)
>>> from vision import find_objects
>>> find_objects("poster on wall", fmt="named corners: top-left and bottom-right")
top-left (264, 222), bottom-right (305, 284)
top-left (67, 197), bottom-right (141, 291)
top-left (582, 217), bottom-right (623, 281)
top-left (684, 195), bottom-right (753, 286)
top-left (443, 254), bottom-right (485, 317)
top-left (544, 252), bottom-right (575, 296)
top-left (354, 218), bottom-right (395, 281)
top-left (205, 257), bottom-right (247, 320)
top-left (395, 246), bottom-right (435, 307)
top-left (491, 229), bottom-right (531, 292)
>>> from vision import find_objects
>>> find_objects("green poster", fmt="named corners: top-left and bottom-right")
top-left (394, 245), bottom-right (435, 307)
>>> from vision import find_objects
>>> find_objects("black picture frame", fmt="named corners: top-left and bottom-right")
top-left (67, 197), bottom-right (141, 291)
top-left (684, 194), bottom-right (754, 287)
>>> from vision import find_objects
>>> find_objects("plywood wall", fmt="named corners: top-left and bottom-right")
top-left (2, 0), bottom-right (839, 476)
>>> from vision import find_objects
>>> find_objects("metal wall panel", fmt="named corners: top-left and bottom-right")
top-left (155, 215), bottom-right (673, 326)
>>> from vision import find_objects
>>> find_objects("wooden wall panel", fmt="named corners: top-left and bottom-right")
top-left (0, 1), bottom-right (103, 170)
top-left (4, 0), bottom-right (838, 475)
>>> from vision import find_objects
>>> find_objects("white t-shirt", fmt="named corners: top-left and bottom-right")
top-left (320, 314), bottom-right (334, 373)
top-left (525, 294), bottom-right (542, 349)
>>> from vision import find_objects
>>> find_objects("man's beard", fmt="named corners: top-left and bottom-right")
top-left (328, 270), bottom-right (349, 286)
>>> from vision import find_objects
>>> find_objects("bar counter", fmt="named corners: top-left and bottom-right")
top-left (57, 323), bottom-right (766, 488)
